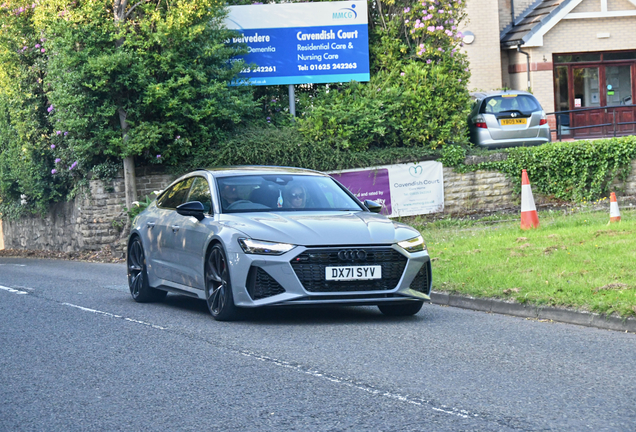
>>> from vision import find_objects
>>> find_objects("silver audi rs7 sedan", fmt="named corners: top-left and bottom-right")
top-left (127, 166), bottom-right (432, 321)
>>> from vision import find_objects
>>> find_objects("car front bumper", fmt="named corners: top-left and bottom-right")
top-left (228, 245), bottom-right (432, 307)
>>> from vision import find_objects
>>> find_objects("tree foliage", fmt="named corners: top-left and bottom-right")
top-left (0, 2), bottom-right (71, 216)
top-left (0, 0), bottom-right (257, 215)
top-left (296, 0), bottom-right (471, 150)
top-left (0, 0), bottom-right (473, 217)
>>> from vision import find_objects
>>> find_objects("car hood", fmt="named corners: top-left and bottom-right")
top-left (219, 211), bottom-right (419, 246)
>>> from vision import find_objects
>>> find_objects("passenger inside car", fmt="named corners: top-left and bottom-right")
top-left (284, 183), bottom-right (307, 209)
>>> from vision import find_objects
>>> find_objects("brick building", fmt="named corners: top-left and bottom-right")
top-left (461, 0), bottom-right (636, 139)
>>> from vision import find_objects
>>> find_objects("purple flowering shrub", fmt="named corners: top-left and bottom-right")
top-left (0, 2), bottom-right (76, 215)
top-left (298, 0), bottom-right (471, 150)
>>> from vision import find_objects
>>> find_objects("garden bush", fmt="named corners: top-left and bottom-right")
top-left (297, 0), bottom-right (471, 150)
top-left (189, 125), bottom-right (439, 173)
top-left (448, 136), bottom-right (636, 202)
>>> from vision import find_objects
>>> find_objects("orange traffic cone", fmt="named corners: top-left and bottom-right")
top-left (520, 169), bottom-right (539, 230)
top-left (610, 192), bottom-right (621, 223)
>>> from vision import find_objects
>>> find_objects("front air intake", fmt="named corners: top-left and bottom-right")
top-left (409, 261), bottom-right (432, 295)
top-left (246, 267), bottom-right (286, 300)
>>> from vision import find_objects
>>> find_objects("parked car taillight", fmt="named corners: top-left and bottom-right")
top-left (475, 122), bottom-right (488, 129)
top-left (539, 118), bottom-right (548, 126)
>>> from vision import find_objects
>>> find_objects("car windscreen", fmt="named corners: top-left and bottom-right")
top-left (216, 174), bottom-right (363, 213)
top-left (480, 94), bottom-right (541, 115)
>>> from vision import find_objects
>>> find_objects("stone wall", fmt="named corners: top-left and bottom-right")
top-left (1, 167), bottom-right (176, 254)
top-left (612, 160), bottom-right (636, 195)
top-left (4, 160), bottom-right (636, 254)
top-left (444, 168), bottom-right (515, 214)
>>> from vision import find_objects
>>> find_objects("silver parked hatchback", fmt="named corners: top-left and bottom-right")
top-left (127, 166), bottom-right (432, 321)
top-left (468, 90), bottom-right (551, 149)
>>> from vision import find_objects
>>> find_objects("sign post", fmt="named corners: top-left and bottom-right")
top-left (288, 84), bottom-right (295, 117)
top-left (226, 1), bottom-right (370, 87)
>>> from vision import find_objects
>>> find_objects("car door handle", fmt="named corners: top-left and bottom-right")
top-left (146, 222), bottom-right (156, 229)
top-left (171, 225), bottom-right (180, 233)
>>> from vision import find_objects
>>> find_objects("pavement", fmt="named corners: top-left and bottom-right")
top-left (431, 291), bottom-right (636, 333)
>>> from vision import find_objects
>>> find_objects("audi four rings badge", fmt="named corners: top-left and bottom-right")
top-left (338, 250), bottom-right (368, 261)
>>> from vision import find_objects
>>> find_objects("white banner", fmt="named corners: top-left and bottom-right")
top-left (387, 161), bottom-right (444, 216)
top-left (330, 161), bottom-right (444, 217)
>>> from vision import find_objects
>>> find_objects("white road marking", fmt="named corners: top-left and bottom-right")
top-left (0, 264), bottom-right (27, 267)
top-left (46, 298), bottom-right (475, 419)
top-left (62, 303), bottom-right (167, 330)
top-left (0, 285), bottom-right (29, 295)
top-left (239, 350), bottom-right (476, 419)
top-left (11, 286), bottom-right (35, 292)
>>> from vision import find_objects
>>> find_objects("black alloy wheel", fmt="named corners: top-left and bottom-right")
top-left (205, 244), bottom-right (240, 321)
top-left (378, 301), bottom-right (424, 317)
top-left (127, 237), bottom-right (167, 303)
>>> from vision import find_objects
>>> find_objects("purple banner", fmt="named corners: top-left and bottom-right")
top-left (331, 168), bottom-right (392, 215)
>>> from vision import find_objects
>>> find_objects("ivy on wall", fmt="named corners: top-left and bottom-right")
top-left (445, 136), bottom-right (636, 202)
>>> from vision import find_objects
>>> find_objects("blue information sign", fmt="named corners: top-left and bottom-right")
top-left (226, 2), bottom-right (370, 86)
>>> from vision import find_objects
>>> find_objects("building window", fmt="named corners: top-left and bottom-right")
top-left (553, 50), bottom-right (636, 139)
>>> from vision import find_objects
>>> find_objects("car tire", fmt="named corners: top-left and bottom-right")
top-left (378, 301), bottom-right (424, 317)
top-left (127, 237), bottom-right (167, 303)
top-left (205, 244), bottom-right (240, 321)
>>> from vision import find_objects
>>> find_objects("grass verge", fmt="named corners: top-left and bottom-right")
top-left (412, 205), bottom-right (636, 318)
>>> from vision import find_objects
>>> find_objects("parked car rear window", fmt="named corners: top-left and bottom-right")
top-left (480, 95), bottom-right (541, 115)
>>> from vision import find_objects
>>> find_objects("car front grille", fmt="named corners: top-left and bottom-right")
top-left (290, 247), bottom-right (407, 293)
top-left (409, 261), bottom-right (432, 295)
top-left (246, 267), bottom-right (286, 300)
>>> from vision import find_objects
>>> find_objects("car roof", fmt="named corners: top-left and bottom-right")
top-left (470, 90), bottom-right (536, 100)
top-left (197, 165), bottom-right (328, 178)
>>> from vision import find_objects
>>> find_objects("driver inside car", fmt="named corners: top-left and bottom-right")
top-left (220, 184), bottom-right (239, 209)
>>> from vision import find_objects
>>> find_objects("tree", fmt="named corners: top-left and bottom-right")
top-left (0, 0), bottom-right (257, 215)
top-left (43, 0), bottom-right (257, 211)
top-left (0, 2), bottom-right (70, 216)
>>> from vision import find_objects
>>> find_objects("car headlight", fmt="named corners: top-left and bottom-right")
top-left (238, 238), bottom-right (296, 255)
top-left (397, 235), bottom-right (426, 253)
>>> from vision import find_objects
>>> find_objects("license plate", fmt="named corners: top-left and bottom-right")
top-left (500, 118), bottom-right (527, 126)
top-left (325, 265), bottom-right (382, 281)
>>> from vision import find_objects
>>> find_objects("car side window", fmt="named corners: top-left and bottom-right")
top-left (156, 177), bottom-right (194, 209)
top-left (187, 176), bottom-right (213, 213)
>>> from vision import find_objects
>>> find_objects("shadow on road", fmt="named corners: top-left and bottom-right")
top-left (160, 293), bottom-right (428, 325)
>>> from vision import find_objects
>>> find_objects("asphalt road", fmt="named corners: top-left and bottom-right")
top-left (1, 258), bottom-right (635, 431)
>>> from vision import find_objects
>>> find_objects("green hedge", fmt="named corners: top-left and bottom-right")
top-left (297, 65), bottom-right (471, 151)
top-left (194, 132), bottom-right (636, 204)
top-left (188, 125), bottom-right (439, 173)
top-left (449, 136), bottom-right (636, 202)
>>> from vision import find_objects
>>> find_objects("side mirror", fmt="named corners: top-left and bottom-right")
top-left (363, 200), bottom-right (383, 214)
top-left (176, 201), bottom-right (206, 221)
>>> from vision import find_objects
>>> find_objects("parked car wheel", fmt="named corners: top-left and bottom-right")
top-left (127, 237), bottom-right (167, 303)
top-left (378, 301), bottom-right (424, 316)
top-left (205, 244), bottom-right (240, 321)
